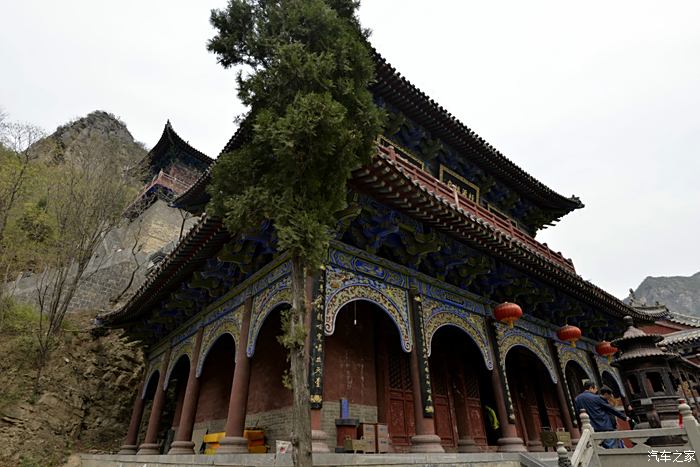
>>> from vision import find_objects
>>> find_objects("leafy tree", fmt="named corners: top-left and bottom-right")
top-left (207, 0), bottom-right (383, 463)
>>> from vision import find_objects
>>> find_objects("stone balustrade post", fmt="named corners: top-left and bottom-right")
top-left (556, 441), bottom-right (572, 467)
top-left (579, 409), bottom-right (594, 433)
top-left (679, 399), bottom-right (700, 454)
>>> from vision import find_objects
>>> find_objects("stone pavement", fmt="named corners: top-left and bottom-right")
top-left (79, 452), bottom-right (545, 467)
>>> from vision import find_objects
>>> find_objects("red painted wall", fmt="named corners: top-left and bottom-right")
top-left (323, 303), bottom-right (378, 406)
top-left (642, 320), bottom-right (691, 335)
top-left (195, 334), bottom-right (235, 423)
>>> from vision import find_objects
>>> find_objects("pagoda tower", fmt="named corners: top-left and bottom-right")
top-left (612, 316), bottom-right (679, 428)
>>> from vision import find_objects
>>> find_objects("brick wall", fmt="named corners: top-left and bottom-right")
top-left (244, 406), bottom-right (293, 449)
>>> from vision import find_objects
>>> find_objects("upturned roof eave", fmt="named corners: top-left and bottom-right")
top-left (147, 121), bottom-right (214, 169)
top-left (369, 47), bottom-right (583, 214)
top-left (174, 49), bottom-right (584, 215)
top-left (352, 151), bottom-right (664, 324)
top-left (97, 214), bottom-right (227, 326)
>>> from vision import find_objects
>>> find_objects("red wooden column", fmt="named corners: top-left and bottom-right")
top-left (118, 373), bottom-right (147, 455)
top-left (218, 297), bottom-right (253, 453)
top-left (490, 365), bottom-right (526, 452)
top-left (137, 348), bottom-right (172, 455)
top-left (550, 343), bottom-right (580, 445)
top-left (168, 328), bottom-right (204, 454)
top-left (408, 292), bottom-right (444, 453)
top-left (554, 378), bottom-right (580, 443)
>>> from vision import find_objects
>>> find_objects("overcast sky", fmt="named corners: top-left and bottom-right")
top-left (1, 1), bottom-right (699, 299)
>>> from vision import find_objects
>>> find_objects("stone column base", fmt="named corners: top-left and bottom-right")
top-left (168, 440), bottom-right (195, 455)
top-left (457, 437), bottom-right (481, 453)
top-left (217, 436), bottom-right (248, 454)
top-left (117, 444), bottom-right (138, 455)
top-left (527, 440), bottom-right (544, 452)
top-left (136, 443), bottom-right (160, 455)
top-left (497, 436), bottom-right (527, 452)
top-left (312, 429), bottom-right (330, 453)
top-left (410, 434), bottom-right (445, 453)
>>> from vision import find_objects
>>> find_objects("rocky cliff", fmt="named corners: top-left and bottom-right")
top-left (31, 110), bottom-right (147, 167)
top-left (0, 308), bottom-right (144, 467)
top-left (627, 271), bottom-right (700, 317)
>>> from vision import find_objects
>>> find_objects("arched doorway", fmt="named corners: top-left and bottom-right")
top-left (160, 355), bottom-right (190, 453)
top-left (323, 300), bottom-right (415, 451)
top-left (506, 347), bottom-right (564, 451)
top-left (246, 305), bottom-right (293, 447)
top-left (565, 360), bottom-right (590, 404)
top-left (601, 370), bottom-right (623, 398)
top-left (429, 325), bottom-right (495, 451)
top-left (195, 333), bottom-right (236, 434)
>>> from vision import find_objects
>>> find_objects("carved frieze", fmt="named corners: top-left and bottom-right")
top-left (163, 336), bottom-right (194, 389)
top-left (141, 351), bottom-right (166, 399)
top-left (422, 295), bottom-right (493, 370)
top-left (196, 304), bottom-right (243, 377)
top-left (324, 264), bottom-right (412, 352)
top-left (247, 275), bottom-right (292, 357)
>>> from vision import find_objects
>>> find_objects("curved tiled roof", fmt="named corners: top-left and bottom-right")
top-left (174, 49), bottom-right (583, 217)
top-left (666, 311), bottom-right (700, 328)
top-left (662, 329), bottom-right (700, 348)
top-left (370, 48), bottom-right (583, 213)
top-left (97, 214), bottom-right (228, 326)
top-left (352, 148), bottom-right (664, 323)
top-left (148, 120), bottom-right (213, 168)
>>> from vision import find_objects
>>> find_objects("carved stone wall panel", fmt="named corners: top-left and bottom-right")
top-left (196, 304), bottom-right (243, 377)
top-left (247, 275), bottom-right (292, 357)
top-left (422, 295), bottom-right (493, 370)
top-left (324, 264), bottom-right (411, 352)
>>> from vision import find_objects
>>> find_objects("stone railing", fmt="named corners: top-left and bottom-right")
top-left (558, 400), bottom-right (700, 467)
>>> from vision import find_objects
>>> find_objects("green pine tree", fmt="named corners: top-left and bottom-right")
top-left (207, 1), bottom-right (383, 464)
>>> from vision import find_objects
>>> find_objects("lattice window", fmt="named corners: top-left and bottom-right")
top-left (464, 374), bottom-right (480, 399)
top-left (388, 351), bottom-right (412, 391)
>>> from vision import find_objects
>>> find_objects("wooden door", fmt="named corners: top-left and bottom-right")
top-left (381, 341), bottom-right (415, 447)
top-left (430, 359), bottom-right (456, 447)
top-left (543, 386), bottom-right (564, 430)
top-left (463, 373), bottom-right (487, 446)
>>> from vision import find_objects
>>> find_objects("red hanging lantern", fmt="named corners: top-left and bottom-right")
top-left (494, 302), bottom-right (523, 328)
top-left (596, 340), bottom-right (619, 362)
top-left (557, 324), bottom-right (582, 347)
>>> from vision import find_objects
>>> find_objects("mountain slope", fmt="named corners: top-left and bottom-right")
top-left (628, 271), bottom-right (700, 317)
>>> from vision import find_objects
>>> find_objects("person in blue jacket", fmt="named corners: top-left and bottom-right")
top-left (574, 380), bottom-right (630, 449)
